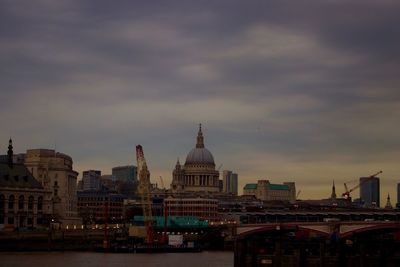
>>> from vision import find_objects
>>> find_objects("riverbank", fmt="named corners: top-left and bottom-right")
top-left (0, 229), bottom-right (233, 252)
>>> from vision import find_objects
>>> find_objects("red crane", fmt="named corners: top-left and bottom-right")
top-left (342, 171), bottom-right (382, 200)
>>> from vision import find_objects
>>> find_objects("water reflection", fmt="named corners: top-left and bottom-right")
top-left (0, 251), bottom-right (233, 267)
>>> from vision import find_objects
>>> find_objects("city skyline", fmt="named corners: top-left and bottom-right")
top-left (1, 1), bottom-right (400, 202)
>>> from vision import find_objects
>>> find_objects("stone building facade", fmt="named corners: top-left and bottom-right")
top-left (0, 139), bottom-right (52, 229)
top-left (243, 180), bottom-right (296, 202)
top-left (24, 149), bottom-right (81, 225)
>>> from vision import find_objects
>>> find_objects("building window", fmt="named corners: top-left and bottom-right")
top-left (37, 197), bottom-right (43, 211)
top-left (27, 217), bottom-right (33, 226)
top-left (0, 195), bottom-right (4, 224)
top-left (8, 217), bottom-right (14, 224)
top-left (28, 196), bottom-right (34, 210)
top-left (8, 195), bottom-right (15, 210)
top-left (0, 194), bottom-right (4, 211)
top-left (19, 195), bottom-right (24, 210)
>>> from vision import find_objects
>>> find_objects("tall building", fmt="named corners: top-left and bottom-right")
top-left (112, 165), bottom-right (137, 183)
top-left (24, 149), bottom-right (81, 225)
top-left (82, 170), bottom-right (101, 191)
top-left (222, 170), bottom-right (238, 195)
top-left (359, 176), bottom-right (380, 207)
top-left (243, 180), bottom-right (296, 201)
top-left (0, 139), bottom-right (52, 228)
top-left (397, 182), bottom-right (400, 208)
top-left (170, 125), bottom-right (220, 193)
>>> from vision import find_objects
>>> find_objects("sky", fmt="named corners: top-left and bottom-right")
top-left (1, 0), bottom-right (400, 203)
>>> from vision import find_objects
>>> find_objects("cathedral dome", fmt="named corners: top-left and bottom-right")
top-left (184, 124), bottom-right (215, 166)
top-left (185, 147), bottom-right (215, 165)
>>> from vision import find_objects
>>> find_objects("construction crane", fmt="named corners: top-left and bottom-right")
top-left (159, 176), bottom-right (165, 189)
top-left (136, 145), bottom-right (154, 244)
top-left (296, 190), bottom-right (301, 200)
top-left (217, 164), bottom-right (223, 171)
top-left (342, 171), bottom-right (382, 200)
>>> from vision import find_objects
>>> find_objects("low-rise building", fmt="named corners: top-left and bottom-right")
top-left (164, 197), bottom-right (218, 222)
top-left (77, 190), bottom-right (125, 224)
top-left (243, 180), bottom-right (296, 202)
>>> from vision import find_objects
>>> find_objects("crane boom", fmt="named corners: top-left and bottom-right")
top-left (342, 171), bottom-right (382, 199)
top-left (136, 145), bottom-right (154, 244)
top-left (159, 176), bottom-right (165, 189)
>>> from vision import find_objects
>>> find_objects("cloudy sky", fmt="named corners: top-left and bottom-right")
top-left (1, 0), bottom-right (400, 203)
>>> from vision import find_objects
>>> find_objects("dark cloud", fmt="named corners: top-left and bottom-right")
top-left (1, 0), bottom-right (399, 200)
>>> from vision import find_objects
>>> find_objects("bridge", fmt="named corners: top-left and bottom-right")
top-left (236, 220), bottom-right (400, 239)
top-left (234, 221), bottom-right (400, 267)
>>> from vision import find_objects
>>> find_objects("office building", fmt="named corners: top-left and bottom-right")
top-left (164, 197), bottom-right (218, 222)
top-left (397, 182), bottom-right (400, 208)
top-left (82, 170), bottom-right (101, 191)
top-left (222, 170), bottom-right (238, 195)
top-left (112, 165), bottom-right (137, 183)
top-left (77, 190), bottom-right (125, 224)
top-left (360, 176), bottom-right (380, 207)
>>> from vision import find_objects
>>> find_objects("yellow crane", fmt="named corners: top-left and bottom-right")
top-left (136, 145), bottom-right (154, 244)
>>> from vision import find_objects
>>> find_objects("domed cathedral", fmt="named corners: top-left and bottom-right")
top-left (171, 125), bottom-right (220, 193)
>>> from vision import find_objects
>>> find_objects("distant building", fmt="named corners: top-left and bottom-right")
top-left (397, 182), bottom-right (400, 208)
top-left (385, 194), bottom-right (393, 209)
top-left (100, 175), bottom-right (117, 191)
top-left (331, 180), bottom-right (337, 200)
top-left (0, 139), bottom-right (52, 229)
top-left (112, 165), bottom-right (137, 183)
top-left (77, 190), bottom-right (125, 224)
top-left (243, 183), bottom-right (257, 196)
top-left (243, 180), bottom-right (296, 202)
top-left (77, 180), bottom-right (83, 191)
top-left (24, 149), bottom-right (81, 225)
top-left (164, 197), bottom-right (218, 222)
top-left (170, 125), bottom-right (220, 193)
top-left (222, 170), bottom-right (238, 195)
top-left (360, 177), bottom-right (380, 207)
top-left (82, 170), bottom-right (101, 191)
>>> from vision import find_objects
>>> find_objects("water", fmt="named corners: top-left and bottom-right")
top-left (0, 251), bottom-right (234, 267)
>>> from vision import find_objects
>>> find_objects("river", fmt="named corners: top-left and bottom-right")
top-left (0, 251), bottom-right (234, 267)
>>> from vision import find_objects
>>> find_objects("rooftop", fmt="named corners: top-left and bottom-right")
top-left (0, 163), bottom-right (43, 189)
top-left (244, 184), bottom-right (257, 190)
